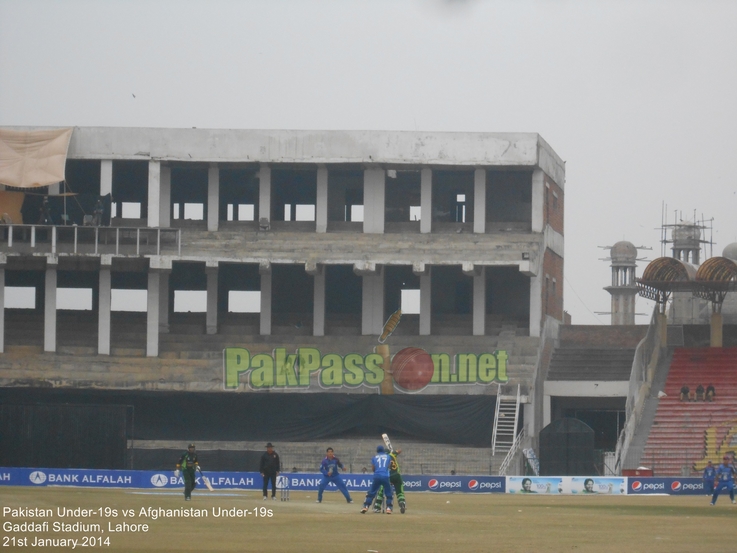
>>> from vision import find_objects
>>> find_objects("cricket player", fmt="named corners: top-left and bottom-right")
top-left (316, 447), bottom-right (353, 503)
top-left (702, 460), bottom-right (716, 495)
top-left (361, 445), bottom-right (394, 514)
top-left (373, 448), bottom-right (406, 513)
top-left (174, 444), bottom-right (199, 501)
top-left (709, 455), bottom-right (735, 505)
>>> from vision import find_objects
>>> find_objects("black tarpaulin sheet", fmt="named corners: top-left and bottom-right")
top-left (0, 388), bottom-right (495, 447)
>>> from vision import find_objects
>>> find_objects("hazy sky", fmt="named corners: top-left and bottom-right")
top-left (2, 0), bottom-right (736, 324)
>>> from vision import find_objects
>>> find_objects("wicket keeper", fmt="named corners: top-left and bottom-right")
top-left (174, 444), bottom-right (199, 501)
top-left (373, 448), bottom-right (406, 513)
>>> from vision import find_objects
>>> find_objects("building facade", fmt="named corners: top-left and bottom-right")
top-left (0, 127), bottom-right (565, 454)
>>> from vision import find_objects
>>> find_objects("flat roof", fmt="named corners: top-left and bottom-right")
top-left (3, 126), bottom-right (566, 187)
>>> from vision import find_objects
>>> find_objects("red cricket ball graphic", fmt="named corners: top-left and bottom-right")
top-left (390, 347), bottom-right (434, 391)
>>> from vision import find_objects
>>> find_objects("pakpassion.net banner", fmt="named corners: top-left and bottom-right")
top-left (223, 346), bottom-right (510, 392)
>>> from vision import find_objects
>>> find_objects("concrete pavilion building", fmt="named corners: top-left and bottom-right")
top-left (0, 127), bottom-right (566, 471)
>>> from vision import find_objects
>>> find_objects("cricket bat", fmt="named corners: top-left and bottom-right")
top-left (198, 467), bottom-right (214, 491)
top-left (381, 433), bottom-right (394, 453)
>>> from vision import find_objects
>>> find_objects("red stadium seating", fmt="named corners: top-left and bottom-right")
top-left (641, 347), bottom-right (737, 476)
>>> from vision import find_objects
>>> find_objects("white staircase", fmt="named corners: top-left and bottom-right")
top-left (491, 383), bottom-right (521, 456)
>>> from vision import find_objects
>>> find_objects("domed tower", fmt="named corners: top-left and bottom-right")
top-left (604, 241), bottom-right (638, 325)
top-left (671, 221), bottom-right (702, 264)
top-left (722, 242), bottom-right (737, 262)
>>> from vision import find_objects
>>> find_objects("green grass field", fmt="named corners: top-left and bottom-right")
top-left (1, 487), bottom-right (734, 552)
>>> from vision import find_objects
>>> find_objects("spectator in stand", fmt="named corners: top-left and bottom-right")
top-left (703, 460), bottom-right (716, 495)
top-left (680, 384), bottom-right (690, 402)
top-left (695, 384), bottom-right (705, 401)
top-left (706, 384), bottom-right (716, 402)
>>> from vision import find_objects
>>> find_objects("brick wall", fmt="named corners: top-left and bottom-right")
top-left (544, 174), bottom-right (564, 235)
top-left (542, 249), bottom-right (564, 323)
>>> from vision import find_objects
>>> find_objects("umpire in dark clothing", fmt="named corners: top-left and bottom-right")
top-left (260, 442), bottom-right (281, 500)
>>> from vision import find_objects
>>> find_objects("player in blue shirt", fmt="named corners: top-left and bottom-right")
top-left (702, 460), bottom-right (716, 495)
top-left (360, 445), bottom-right (394, 514)
top-left (709, 455), bottom-right (735, 505)
top-left (316, 447), bottom-right (352, 504)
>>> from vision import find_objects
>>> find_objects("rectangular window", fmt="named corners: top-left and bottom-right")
top-left (57, 288), bottom-right (92, 310)
top-left (111, 289), bottom-right (147, 312)
top-left (121, 202), bottom-right (141, 219)
top-left (5, 286), bottom-right (35, 309)
top-left (401, 289), bottom-right (420, 314)
top-left (228, 290), bottom-right (261, 313)
top-left (174, 290), bottom-right (207, 312)
top-left (295, 204), bottom-right (315, 221)
top-left (183, 203), bottom-right (204, 220)
top-left (350, 205), bottom-right (364, 222)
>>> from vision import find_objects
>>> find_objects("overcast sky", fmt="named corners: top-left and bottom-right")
top-left (2, 0), bottom-right (736, 324)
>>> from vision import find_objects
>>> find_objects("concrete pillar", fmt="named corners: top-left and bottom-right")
top-left (316, 165), bottom-right (328, 233)
top-left (0, 265), bottom-right (4, 353)
top-left (658, 311), bottom-right (668, 348)
top-left (207, 163), bottom-right (219, 232)
top-left (529, 272), bottom-right (542, 338)
top-left (313, 267), bottom-right (325, 336)
top-left (473, 169), bottom-right (486, 234)
top-left (361, 269), bottom-right (384, 335)
top-left (531, 169), bottom-right (545, 233)
top-left (147, 160), bottom-right (161, 227)
top-left (258, 164), bottom-right (271, 225)
top-left (363, 169), bottom-right (385, 234)
top-left (259, 265), bottom-right (272, 335)
top-left (98, 264), bottom-right (111, 355)
top-left (100, 160), bottom-right (113, 197)
top-left (710, 311), bottom-right (723, 348)
top-left (206, 263), bottom-right (218, 335)
top-left (420, 168), bottom-right (432, 234)
top-left (542, 396), bottom-right (551, 428)
top-left (473, 268), bottom-right (486, 336)
top-left (159, 270), bottom-right (170, 334)
top-left (160, 165), bottom-right (171, 228)
top-left (146, 271), bottom-right (160, 357)
top-left (44, 262), bottom-right (57, 352)
top-left (419, 271), bottom-right (431, 335)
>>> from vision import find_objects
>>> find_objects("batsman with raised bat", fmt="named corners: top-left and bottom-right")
top-left (374, 434), bottom-right (407, 513)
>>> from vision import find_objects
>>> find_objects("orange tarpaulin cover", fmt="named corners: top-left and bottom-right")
top-left (0, 128), bottom-right (73, 188)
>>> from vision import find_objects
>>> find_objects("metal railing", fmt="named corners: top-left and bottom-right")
top-left (498, 427), bottom-right (526, 476)
top-left (1, 224), bottom-right (181, 256)
top-left (614, 307), bottom-right (662, 474)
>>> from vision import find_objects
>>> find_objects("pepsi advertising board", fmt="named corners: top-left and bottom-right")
top-left (628, 478), bottom-right (705, 495)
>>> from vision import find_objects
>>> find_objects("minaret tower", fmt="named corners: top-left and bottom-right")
top-left (604, 241), bottom-right (638, 325)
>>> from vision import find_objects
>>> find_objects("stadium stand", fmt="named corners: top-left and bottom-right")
top-left (641, 347), bottom-right (737, 476)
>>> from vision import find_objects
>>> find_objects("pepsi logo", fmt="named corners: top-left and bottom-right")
top-left (671, 481), bottom-right (681, 491)
top-left (631, 481), bottom-right (642, 491)
top-left (468, 480), bottom-right (479, 490)
top-left (428, 479), bottom-right (439, 490)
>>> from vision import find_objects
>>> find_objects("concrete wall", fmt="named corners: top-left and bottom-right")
top-left (558, 325), bottom-right (649, 348)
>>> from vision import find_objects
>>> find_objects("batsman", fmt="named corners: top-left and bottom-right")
top-left (374, 444), bottom-right (406, 513)
top-left (174, 443), bottom-right (199, 501)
